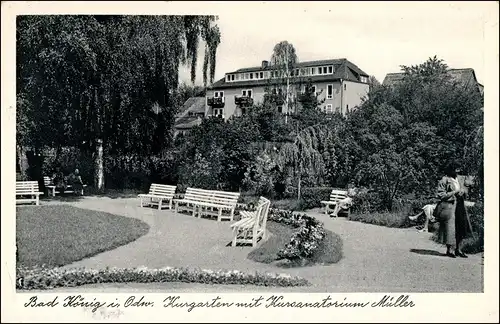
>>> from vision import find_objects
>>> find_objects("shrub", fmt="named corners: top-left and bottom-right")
top-left (268, 209), bottom-right (326, 261)
top-left (44, 147), bottom-right (94, 185)
top-left (348, 211), bottom-right (412, 228)
top-left (271, 198), bottom-right (304, 211)
top-left (300, 187), bottom-right (335, 210)
top-left (16, 266), bottom-right (309, 290)
top-left (242, 152), bottom-right (277, 198)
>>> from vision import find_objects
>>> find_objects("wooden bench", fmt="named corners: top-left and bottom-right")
top-left (230, 197), bottom-right (270, 247)
top-left (138, 183), bottom-right (177, 210)
top-left (320, 189), bottom-right (350, 216)
top-left (16, 181), bottom-right (43, 205)
top-left (44, 176), bottom-right (87, 196)
top-left (174, 188), bottom-right (240, 222)
top-left (239, 196), bottom-right (269, 219)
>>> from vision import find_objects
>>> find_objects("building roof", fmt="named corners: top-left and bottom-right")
top-left (383, 68), bottom-right (483, 93)
top-left (209, 58), bottom-right (369, 90)
top-left (174, 97), bottom-right (206, 130)
top-left (175, 97), bottom-right (206, 119)
top-left (175, 118), bottom-right (202, 130)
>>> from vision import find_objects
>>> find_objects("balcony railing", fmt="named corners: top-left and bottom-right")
top-left (207, 97), bottom-right (225, 108)
top-left (234, 95), bottom-right (254, 106)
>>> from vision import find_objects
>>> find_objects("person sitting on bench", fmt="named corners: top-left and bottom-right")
top-left (68, 168), bottom-right (84, 196)
top-left (52, 167), bottom-right (67, 194)
top-left (408, 204), bottom-right (437, 233)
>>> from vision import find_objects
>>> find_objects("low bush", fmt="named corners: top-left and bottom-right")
top-left (300, 187), bottom-right (335, 210)
top-left (348, 211), bottom-right (412, 228)
top-left (248, 222), bottom-right (343, 267)
top-left (16, 266), bottom-right (310, 290)
top-left (271, 198), bottom-right (304, 211)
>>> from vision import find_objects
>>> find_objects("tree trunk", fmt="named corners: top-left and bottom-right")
top-left (297, 176), bottom-right (301, 201)
top-left (94, 138), bottom-right (105, 191)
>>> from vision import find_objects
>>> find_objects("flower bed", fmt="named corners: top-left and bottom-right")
top-left (238, 204), bottom-right (327, 261)
top-left (16, 266), bottom-right (309, 291)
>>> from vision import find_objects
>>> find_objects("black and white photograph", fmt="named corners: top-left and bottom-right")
top-left (2, 1), bottom-right (498, 322)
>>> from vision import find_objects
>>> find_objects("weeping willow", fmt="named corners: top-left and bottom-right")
top-left (276, 123), bottom-right (339, 199)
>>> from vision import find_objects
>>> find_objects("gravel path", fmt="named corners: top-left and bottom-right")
top-left (45, 197), bottom-right (483, 292)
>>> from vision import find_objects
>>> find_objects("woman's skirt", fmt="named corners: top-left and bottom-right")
top-left (437, 201), bottom-right (456, 246)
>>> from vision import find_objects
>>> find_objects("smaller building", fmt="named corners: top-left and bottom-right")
top-left (174, 97), bottom-right (206, 136)
top-left (383, 68), bottom-right (484, 97)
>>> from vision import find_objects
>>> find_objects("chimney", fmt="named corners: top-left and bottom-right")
top-left (261, 60), bottom-right (269, 69)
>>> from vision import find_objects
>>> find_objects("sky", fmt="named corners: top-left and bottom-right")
top-left (179, 1), bottom-right (494, 87)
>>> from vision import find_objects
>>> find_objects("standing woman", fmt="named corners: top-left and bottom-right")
top-left (434, 164), bottom-right (461, 258)
top-left (455, 172), bottom-right (474, 258)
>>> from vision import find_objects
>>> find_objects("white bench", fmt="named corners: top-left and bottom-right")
top-left (138, 183), bottom-right (177, 210)
top-left (174, 188), bottom-right (240, 222)
top-left (231, 197), bottom-right (270, 247)
top-left (44, 176), bottom-right (87, 196)
top-left (320, 189), bottom-right (350, 216)
top-left (239, 196), bottom-right (269, 219)
top-left (16, 181), bottom-right (43, 205)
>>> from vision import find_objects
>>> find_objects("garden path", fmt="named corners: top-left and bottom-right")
top-left (47, 197), bottom-right (483, 292)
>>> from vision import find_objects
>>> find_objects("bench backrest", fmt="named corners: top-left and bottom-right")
top-left (329, 189), bottom-right (348, 203)
top-left (43, 176), bottom-right (52, 186)
top-left (148, 183), bottom-right (177, 198)
top-left (184, 187), bottom-right (240, 208)
top-left (256, 196), bottom-right (271, 231)
top-left (16, 181), bottom-right (40, 194)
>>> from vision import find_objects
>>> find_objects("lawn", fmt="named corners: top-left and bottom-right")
top-left (247, 221), bottom-right (343, 267)
top-left (16, 205), bottom-right (150, 268)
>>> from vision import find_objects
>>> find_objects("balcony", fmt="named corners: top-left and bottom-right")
top-left (207, 97), bottom-right (225, 108)
top-left (263, 93), bottom-right (284, 106)
top-left (234, 95), bottom-right (254, 106)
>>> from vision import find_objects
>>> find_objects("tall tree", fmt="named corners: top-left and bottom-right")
top-left (269, 41), bottom-right (298, 122)
top-left (16, 15), bottom-right (222, 190)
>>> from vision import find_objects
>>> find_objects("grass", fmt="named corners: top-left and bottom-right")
top-left (247, 221), bottom-right (343, 267)
top-left (16, 205), bottom-right (150, 268)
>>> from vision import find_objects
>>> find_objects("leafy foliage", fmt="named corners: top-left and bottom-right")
top-left (17, 15), bottom-right (221, 186)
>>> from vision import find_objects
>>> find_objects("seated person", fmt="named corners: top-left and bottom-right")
top-left (52, 168), bottom-right (67, 193)
top-left (67, 168), bottom-right (84, 195)
top-left (408, 204), bottom-right (437, 233)
top-left (330, 187), bottom-right (357, 218)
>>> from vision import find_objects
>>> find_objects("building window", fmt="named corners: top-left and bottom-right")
top-left (250, 73), bottom-right (254, 80)
top-left (311, 85), bottom-right (317, 94)
top-left (242, 89), bottom-right (253, 97)
top-left (226, 75), bottom-right (230, 82)
top-left (231, 74), bottom-right (235, 81)
top-left (323, 66), bottom-right (328, 74)
top-left (260, 72), bottom-right (263, 79)
top-left (325, 104), bottom-right (333, 113)
top-left (311, 67), bottom-right (316, 75)
top-left (328, 66), bottom-right (333, 74)
top-left (327, 84), bottom-right (333, 99)
top-left (213, 108), bottom-right (224, 117)
top-left (318, 67), bottom-right (322, 75)
top-left (214, 91), bottom-right (224, 98)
